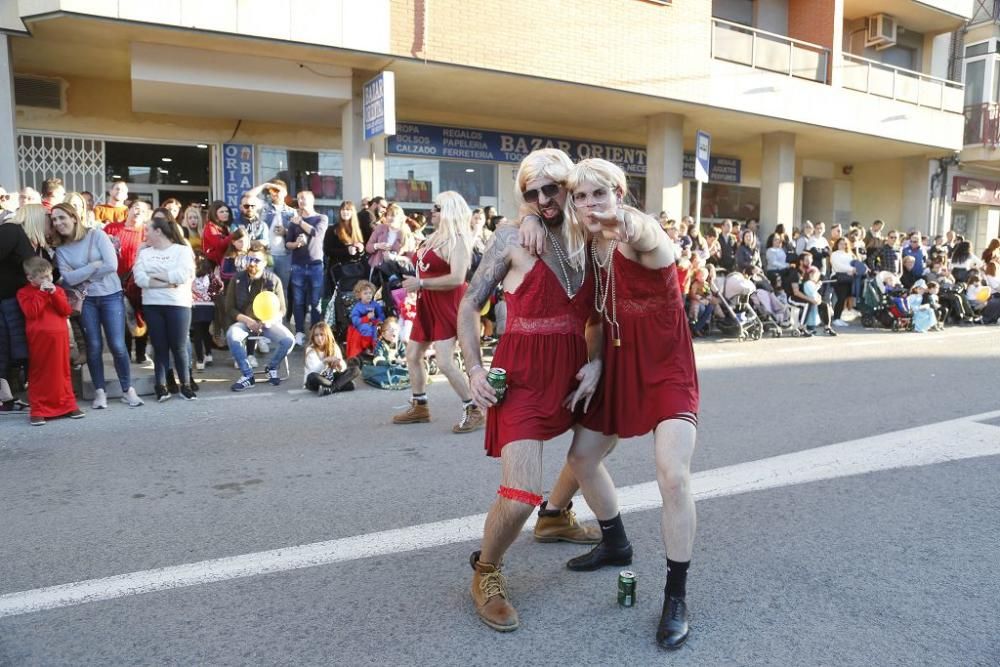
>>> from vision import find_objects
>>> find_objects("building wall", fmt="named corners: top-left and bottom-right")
top-left (850, 158), bottom-right (904, 229)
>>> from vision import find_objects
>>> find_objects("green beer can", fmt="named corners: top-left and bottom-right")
top-left (487, 368), bottom-right (507, 403)
top-left (618, 570), bottom-right (636, 607)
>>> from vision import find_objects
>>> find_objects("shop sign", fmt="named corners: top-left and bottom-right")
top-left (387, 122), bottom-right (741, 183)
top-left (222, 143), bottom-right (254, 210)
top-left (953, 175), bottom-right (1000, 205)
top-left (363, 72), bottom-right (396, 141)
top-left (694, 130), bottom-right (711, 183)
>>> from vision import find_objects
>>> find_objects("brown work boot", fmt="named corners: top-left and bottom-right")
top-left (533, 501), bottom-right (601, 544)
top-left (392, 399), bottom-right (430, 424)
top-left (469, 551), bottom-right (519, 632)
top-left (453, 403), bottom-right (485, 433)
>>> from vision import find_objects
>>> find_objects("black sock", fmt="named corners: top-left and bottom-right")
top-left (665, 558), bottom-right (690, 598)
top-left (538, 500), bottom-right (570, 517)
top-left (412, 393), bottom-right (428, 405)
top-left (598, 513), bottom-right (629, 548)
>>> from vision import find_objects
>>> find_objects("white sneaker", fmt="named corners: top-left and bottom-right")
top-left (294, 332), bottom-right (306, 347)
top-left (121, 387), bottom-right (144, 407)
top-left (832, 319), bottom-right (849, 327)
top-left (204, 354), bottom-right (214, 366)
top-left (195, 361), bottom-right (206, 371)
top-left (92, 388), bottom-right (108, 410)
top-left (257, 338), bottom-right (271, 354)
top-left (247, 355), bottom-right (259, 369)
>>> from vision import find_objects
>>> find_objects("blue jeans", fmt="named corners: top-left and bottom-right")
top-left (290, 262), bottom-right (324, 334)
top-left (851, 261), bottom-right (868, 299)
top-left (272, 254), bottom-right (292, 308)
top-left (144, 305), bottom-right (192, 385)
top-left (80, 291), bottom-right (131, 392)
top-left (227, 321), bottom-right (295, 377)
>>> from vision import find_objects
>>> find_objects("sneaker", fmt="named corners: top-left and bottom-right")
top-left (247, 355), bottom-right (259, 369)
top-left (204, 354), bottom-right (214, 366)
top-left (453, 404), bottom-right (485, 433)
top-left (91, 388), bottom-right (108, 410)
top-left (264, 366), bottom-right (281, 386)
top-left (179, 384), bottom-right (198, 400)
top-left (533, 501), bottom-right (601, 544)
top-left (195, 361), bottom-right (206, 371)
top-left (832, 319), bottom-right (849, 327)
top-left (121, 387), bottom-right (144, 407)
top-left (166, 370), bottom-right (179, 394)
top-left (30, 415), bottom-right (46, 426)
top-left (392, 400), bottom-right (430, 424)
top-left (134, 354), bottom-right (148, 364)
top-left (231, 375), bottom-right (255, 392)
top-left (470, 551), bottom-right (519, 632)
top-left (67, 409), bottom-right (85, 419)
top-left (257, 337), bottom-right (271, 354)
top-left (318, 386), bottom-right (333, 397)
top-left (155, 384), bottom-right (171, 403)
top-left (825, 327), bottom-right (838, 337)
top-left (294, 332), bottom-right (306, 347)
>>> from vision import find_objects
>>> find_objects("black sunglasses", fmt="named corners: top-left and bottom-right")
top-left (432, 205), bottom-right (441, 212)
top-left (242, 203), bottom-right (258, 209)
top-left (522, 183), bottom-right (561, 204)
top-left (246, 256), bottom-right (264, 265)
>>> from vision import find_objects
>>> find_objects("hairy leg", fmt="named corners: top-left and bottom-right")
top-left (480, 439), bottom-right (543, 565)
top-left (405, 340), bottom-right (431, 394)
top-left (566, 426), bottom-right (620, 520)
top-left (546, 436), bottom-right (618, 509)
top-left (654, 417), bottom-right (697, 561)
top-left (432, 338), bottom-right (472, 402)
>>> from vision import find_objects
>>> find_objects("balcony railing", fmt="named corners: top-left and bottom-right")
top-left (711, 19), bottom-right (830, 84)
top-left (841, 53), bottom-right (964, 113)
top-left (964, 103), bottom-right (1000, 146)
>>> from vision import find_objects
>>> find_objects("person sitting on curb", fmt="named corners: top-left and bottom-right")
top-left (224, 242), bottom-right (295, 392)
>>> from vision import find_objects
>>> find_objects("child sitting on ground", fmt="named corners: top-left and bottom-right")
top-left (16, 257), bottom-right (85, 426)
top-left (303, 322), bottom-right (360, 396)
top-left (362, 316), bottom-right (410, 390)
top-left (346, 280), bottom-right (385, 358)
top-left (907, 280), bottom-right (937, 333)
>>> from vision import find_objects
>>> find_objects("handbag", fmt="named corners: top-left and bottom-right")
top-left (63, 231), bottom-right (97, 314)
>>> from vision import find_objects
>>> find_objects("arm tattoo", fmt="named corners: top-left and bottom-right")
top-left (462, 226), bottom-right (516, 310)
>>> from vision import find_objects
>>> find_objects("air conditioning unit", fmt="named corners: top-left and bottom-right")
top-left (865, 14), bottom-right (897, 50)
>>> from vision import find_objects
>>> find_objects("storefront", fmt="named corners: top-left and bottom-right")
top-left (951, 174), bottom-right (1000, 249)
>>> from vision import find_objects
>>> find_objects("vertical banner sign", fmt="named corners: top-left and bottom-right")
top-left (694, 130), bottom-right (711, 230)
top-left (222, 143), bottom-right (254, 211)
top-left (363, 71), bottom-right (397, 141)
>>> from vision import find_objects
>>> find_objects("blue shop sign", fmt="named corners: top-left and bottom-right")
top-left (222, 143), bottom-right (254, 210)
top-left (387, 122), bottom-right (741, 183)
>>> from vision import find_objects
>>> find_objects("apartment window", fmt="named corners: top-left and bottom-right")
top-left (259, 147), bottom-right (343, 218)
top-left (965, 59), bottom-right (988, 106)
top-left (966, 42), bottom-right (991, 58)
top-left (712, 0), bottom-right (752, 25)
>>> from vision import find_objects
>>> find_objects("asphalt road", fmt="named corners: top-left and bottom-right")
top-left (1, 325), bottom-right (998, 666)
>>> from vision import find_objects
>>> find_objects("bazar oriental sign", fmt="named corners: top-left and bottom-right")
top-left (387, 122), bottom-right (741, 183)
top-left (953, 176), bottom-right (1000, 205)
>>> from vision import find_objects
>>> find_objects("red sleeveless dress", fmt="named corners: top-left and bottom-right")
top-left (410, 248), bottom-right (466, 343)
top-left (581, 250), bottom-right (699, 438)
top-left (485, 260), bottom-right (595, 457)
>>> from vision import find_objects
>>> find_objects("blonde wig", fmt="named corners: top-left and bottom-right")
top-left (566, 158), bottom-right (646, 248)
top-left (516, 148), bottom-right (585, 271)
top-left (428, 190), bottom-right (473, 257)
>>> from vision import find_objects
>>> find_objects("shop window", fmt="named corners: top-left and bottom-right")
top-left (260, 148), bottom-right (344, 217)
top-left (688, 182), bottom-right (760, 222)
top-left (104, 140), bottom-right (210, 207)
top-left (385, 158), bottom-right (497, 209)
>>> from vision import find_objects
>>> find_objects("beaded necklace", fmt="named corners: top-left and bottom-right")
top-left (544, 225), bottom-right (576, 299)
top-left (591, 238), bottom-right (621, 347)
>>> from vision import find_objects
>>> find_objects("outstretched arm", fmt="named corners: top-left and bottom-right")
top-left (458, 225), bottom-right (517, 410)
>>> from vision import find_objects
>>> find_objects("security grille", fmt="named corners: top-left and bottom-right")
top-left (17, 134), bottom-right (105, 195)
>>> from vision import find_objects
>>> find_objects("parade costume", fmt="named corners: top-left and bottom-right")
top-left (581, 247), bottom-right (699, 436)
top-left (410, 248), bottom-right (465, 342)
top-left (17, 284), bottom-right (79, 418)
top-left (484, 259), bottom-right (595, 457)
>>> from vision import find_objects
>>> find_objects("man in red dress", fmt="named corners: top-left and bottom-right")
top-left (457, 149), bottom-right (626, 632)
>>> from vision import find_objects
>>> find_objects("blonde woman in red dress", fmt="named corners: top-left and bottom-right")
top-left (393, 191), bottom-right (484, 433)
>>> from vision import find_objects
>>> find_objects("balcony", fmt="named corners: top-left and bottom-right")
top-left (841, 53), bottom-right (964, 113)
top-left (964, 103), bottom-right (1000, 145)
top-left (711, 19), bottom-right (830, 83)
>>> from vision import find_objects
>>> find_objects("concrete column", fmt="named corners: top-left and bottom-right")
top-left (760, 132), bottom-right (797, 242)
top-left (0, 36), bottom-right (18, 190)
top-left (644, 113), bottom-right (684, 219)
top-left (341, 82), bottom-right (385, 205)
top-left (901, 156), bottom-right (931, 235)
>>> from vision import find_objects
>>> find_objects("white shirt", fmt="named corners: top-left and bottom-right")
top-left (830, 250), bottom-right (854, 274)
top-left (132, 243), bottom-right (195, 307)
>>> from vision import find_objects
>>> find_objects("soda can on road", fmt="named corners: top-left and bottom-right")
top-left (618, 570), bottom-right (636, 607)
top-left (487, 368), bottom-right (507, 403)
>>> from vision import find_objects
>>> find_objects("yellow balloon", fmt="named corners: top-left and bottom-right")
top-left (480, 299), bottom-right (491, 316)
top-left (977, 287), bottom-right (991, 303)
top-left (253, 291), bottom-right (280, 322)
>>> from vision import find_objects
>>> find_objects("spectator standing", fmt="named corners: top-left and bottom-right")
top-left (325, 200), bottom-right (366, 266)
top-left (366, 202), bottom-right (414, 284)
top-left (202, 201), bottom-right (233, 266)
top-left (0, 186), bottom-right (19, 224)
top-left (286, 190), bottom-right (328, 346)
top-left (982, 238), bottom-right (1000, 266)
top-left (865, 219), bottom-right (885, 251)
top-left (357, 196), bottom-right (386, 243)
top-left (877, 231), bottom-right (901, 275)
top-left (807, 222), bottom-right (830, 276)
top-left (236, 194), bottom-right (269, 244)
top-left (735, 230), bottom-right (760, 274)
top-left (52, 203), bottom-right (143, 409)
top-left (40, 178), bottom-right (66, 212)
top-left (0, 215), bottom-right (33, 405)
top-left (17, 256), bottom-right (84, 425)
top-left (132, 212), bottom-right (197, 401)
top-left (104, 200), bottom-right (150, 363)
top-left (717, 218), bottom-right (736, 272)
top-left (190, 253), bottom-right (222, 369)
top-left (795, 220), bottom-right (814, 256)
top-left (19, 187), bottom-right (41, 208)
top-left (161, 198), bottom-right (182, 222)
top-left (179, 205), bottom-right (204, 253)
top-left (830, 237), bottom-right (855, 326)
top-left (261, 180), bottom-right (296, 302)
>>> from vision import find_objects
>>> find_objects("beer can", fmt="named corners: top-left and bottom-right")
top-left (487, 368), bottom-right (507, 403)
top-left (618, 570), bottom-right (636, 607)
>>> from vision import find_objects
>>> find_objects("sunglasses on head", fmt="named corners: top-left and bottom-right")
top-left (522, 183), bottom-right (561, 204)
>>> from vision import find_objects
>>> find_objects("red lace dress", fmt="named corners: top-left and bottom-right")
top-left (411, 248), bottom-right (466, 343)
top-left (485, 260), bottom-right (595, 457)
top-left (581, 251), bottom-right (699, 438)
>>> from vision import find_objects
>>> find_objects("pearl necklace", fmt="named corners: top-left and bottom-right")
top-left (544, 226), bottom-right (575, 299)
top-left (591, 239), bottom-right (621, 347)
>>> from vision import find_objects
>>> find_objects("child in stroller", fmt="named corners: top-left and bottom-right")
top-left (346, 280), bottom-right (385, 359)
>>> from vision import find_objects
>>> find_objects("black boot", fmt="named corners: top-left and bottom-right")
top-left (565, 541), bottom-right (633, 571)
top-left (656, 596), bottom-right (690, 650)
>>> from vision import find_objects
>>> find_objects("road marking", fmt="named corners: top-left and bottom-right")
top-left (2, 410), bottom-right (999, 619)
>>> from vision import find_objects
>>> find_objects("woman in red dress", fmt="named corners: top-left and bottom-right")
top-left (17, 256), bottom-right (84, 425)
top-left (569, 158), bottom-right (700, 650)
top-left (393, 191), bottom-right (483, 433)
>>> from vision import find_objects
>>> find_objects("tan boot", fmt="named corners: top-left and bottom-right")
top-left (453, 404), bottom-right (485, 433)
top-left (470, 551), bottom-right (519, 632)
top-left (533, 501), bottom-right (601, 544)
top-left (392, 399), bottom-right (430, 424)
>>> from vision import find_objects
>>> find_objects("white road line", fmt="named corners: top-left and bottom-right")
top-left (2, 410), bottom-right (999, 619)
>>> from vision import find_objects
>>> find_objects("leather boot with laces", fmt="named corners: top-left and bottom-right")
top-left (452, 404), bottom-right (485, 433)
top-left (392, 399), bottom-right (430, 424)
top-left (533, 501), bottom-right (601, 544)
top-left (656, 595), bottom-right (690, 649)
top-left (469, 551), bottom-right (518, 632)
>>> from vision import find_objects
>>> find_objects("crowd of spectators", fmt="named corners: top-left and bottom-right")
top-left (1, 175), bottom-right (998, 425)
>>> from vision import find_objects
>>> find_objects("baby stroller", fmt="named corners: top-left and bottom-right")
top-left (327, 258), bottom-right (369, 345)
top-left (858, 276), bottom-right (911, 331)
top-left (713, 272), bottom-right (764, 341)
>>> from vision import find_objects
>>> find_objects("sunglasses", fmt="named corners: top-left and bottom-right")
top-left (0, 194), bottom-right (9, 202)
top-left (432, 205), bottom-right (441, 212)
top-left (246, 257), bottom-right (264, 265)
top-left (522, 183), bottom-right (561, 204)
